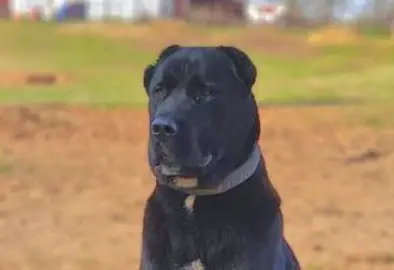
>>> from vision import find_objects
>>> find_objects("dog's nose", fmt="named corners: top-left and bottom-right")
top-left (151, 116), bottom-right (178, 137)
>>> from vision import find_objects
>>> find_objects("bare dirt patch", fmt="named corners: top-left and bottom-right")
top-left (0, 71), bottom-right (72, 87)
top-left (0, 105), bottom-right (393, 270)
top-left (308, 26), bottom-right (362, 46)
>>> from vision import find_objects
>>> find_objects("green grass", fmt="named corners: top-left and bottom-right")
top-left (1, 21), bottom-right (394, 107)
top-left (0, 160), bottom-right (13, 174)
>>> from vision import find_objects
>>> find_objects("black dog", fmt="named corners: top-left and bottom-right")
top-left (140, 45), bottom-right (300, 270)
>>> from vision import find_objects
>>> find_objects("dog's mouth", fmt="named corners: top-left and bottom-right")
top-left (153, 152), bottom-right (228, 194)
top-left (155, 154), bottom-right (212, 176)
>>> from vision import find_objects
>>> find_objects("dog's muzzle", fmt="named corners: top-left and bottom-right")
top-left (156, 145), bottom-right (262, 196)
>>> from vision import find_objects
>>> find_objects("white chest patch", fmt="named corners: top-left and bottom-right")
top-left (184, 195), bottom-right (196, 213)
top-left (179, 259), bottom-right (205, 270)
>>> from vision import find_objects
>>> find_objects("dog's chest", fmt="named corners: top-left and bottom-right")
top-left (158, 189), bottom-right (266, 270)
top-left (171, 195), bottom-right (243, 269)
top-left (178, 259), bottom-right (205, 270)
top-left (163, 195), bottom-right (207, 269)
top-left (176, 195), bottom-right (203, 269)
top-left (184, 195), bottom-right (197, 213)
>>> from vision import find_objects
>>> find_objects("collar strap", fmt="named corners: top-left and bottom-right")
top-left (169, 144), bottom-right (261, 196)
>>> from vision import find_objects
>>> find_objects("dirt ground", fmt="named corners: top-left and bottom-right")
top-left (0, 105), bottom-right (393, 270)
top-left (0, 72), bottom-right (71, 87)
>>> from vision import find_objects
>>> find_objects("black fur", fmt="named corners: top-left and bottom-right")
top-left (140, 45), bottom-right (300, 269)
top-left (217, 46), bottom-right (256, 89)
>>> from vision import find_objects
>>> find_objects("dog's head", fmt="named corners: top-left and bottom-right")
top-left (144, 45), bottom-right (260, 191)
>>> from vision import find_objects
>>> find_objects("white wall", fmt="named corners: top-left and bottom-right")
top-left (87, 0), bottom-right (136, 21)
top-left (11, 0), bottom-right (47, 14)
top-left (9, 0), bottom-right (165, 20)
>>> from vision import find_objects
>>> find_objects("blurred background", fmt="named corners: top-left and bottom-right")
top-left (0, 0), bottom-right (393, 270)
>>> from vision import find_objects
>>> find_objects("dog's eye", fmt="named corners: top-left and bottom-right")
top-left (193, 95), bottom-right (202, 103)
top-left (192, 86), bottom-right (214, 103)
top-left (202, 86), bottom-right (214, 97)
top-left (153, 84), bottom-right (165, 94)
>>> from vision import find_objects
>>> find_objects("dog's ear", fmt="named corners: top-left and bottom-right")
top-left (217, 46), bottom-right (257, 89)
top-left (143, 64), bottom-right (156, 91)
top-left (157, 44), bottom-right (181, 61)
top-left (143, 44), bottom-right (181, 91)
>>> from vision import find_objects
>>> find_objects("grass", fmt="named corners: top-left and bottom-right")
top-left (0, 160), bottom-right (13, 174)
top-left (1, 21), bottom-right (394, 108)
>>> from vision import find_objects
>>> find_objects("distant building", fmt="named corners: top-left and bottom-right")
top-left (8, 0), bottom-right (174, 21)
top-left (246, 3), bottom-right (287, 24)
top-left (0, 0), bottom-right (10, 18)
top-left (6, 0), bottom-right (248, 22)
top-left (183, 0), bottom-right (246, 23)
